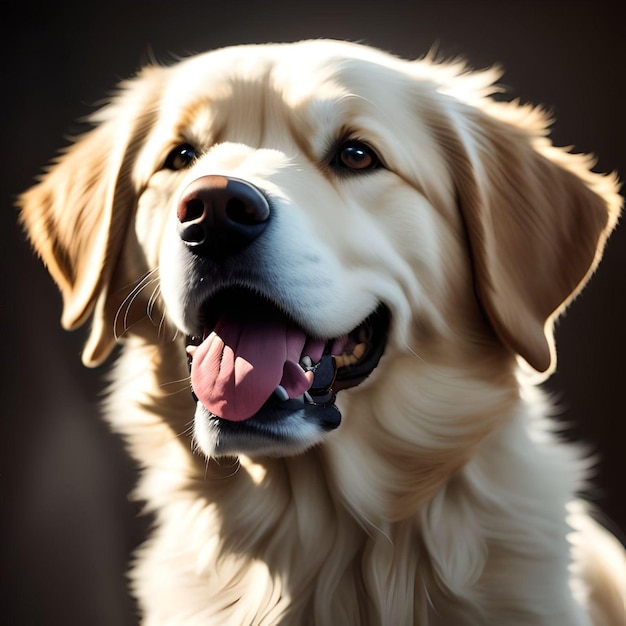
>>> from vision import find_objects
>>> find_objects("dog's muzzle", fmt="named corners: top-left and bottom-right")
top-left (177, 175), bottom-right (390, 456)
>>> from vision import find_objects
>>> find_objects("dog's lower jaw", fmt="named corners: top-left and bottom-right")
top-left (192, 401), bottom-right (336, 458)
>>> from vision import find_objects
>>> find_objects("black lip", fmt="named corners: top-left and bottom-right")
top-left (197, 400), bottom-right (342, 457)
top-left (333, 304), bottom-right (390, 391)
top-left (214, 397), bottom-right (342, 437)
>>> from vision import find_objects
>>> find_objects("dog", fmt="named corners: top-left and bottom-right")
top-left (20, 40), bottom-right (625, 625)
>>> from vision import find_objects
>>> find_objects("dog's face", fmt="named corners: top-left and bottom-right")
top-left (20, 41), bottom-right (620, 463)
top-left (150, 43), bottom-right (473, 457)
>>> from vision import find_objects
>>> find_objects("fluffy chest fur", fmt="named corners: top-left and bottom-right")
top-left (105, 339), bottom-right (604, 626)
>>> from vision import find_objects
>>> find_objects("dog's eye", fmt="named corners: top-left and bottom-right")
top-left (163, 143), bottom-right (197, 171)
top-left (334, 141), bottom-right (380, 172)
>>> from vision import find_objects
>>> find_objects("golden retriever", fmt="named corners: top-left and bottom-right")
top-left (20, 40), bottom-right (625, 625)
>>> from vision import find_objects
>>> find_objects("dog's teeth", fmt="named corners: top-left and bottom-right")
top-left (334, 343), bottom-right (366, 368)
top-left (274, 385), bottom-right (290, 402)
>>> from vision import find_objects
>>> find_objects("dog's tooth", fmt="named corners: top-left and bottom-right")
top-left (304, 391), bottom-right (314, 404)
top-left (334, 354), bottom-right (348, 368)
top-left (301, 355), bottom-right (313, 369)
top-left (353, 342), bottom-right (366, 359)
top-left (186, 345), bottom-right (198, 357)
top-left (274, 385), bottom-right (290, 402)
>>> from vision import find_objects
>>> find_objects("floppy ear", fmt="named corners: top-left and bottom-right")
top-left (19, 69), bottom-right (162, 366)
top-left (437, 99), bottom-right (621, 373)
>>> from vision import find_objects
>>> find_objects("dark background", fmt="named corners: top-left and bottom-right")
top-left (1, 1), bottom-right (624, 624)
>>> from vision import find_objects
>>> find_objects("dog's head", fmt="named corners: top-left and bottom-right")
top-left (20, 40), bottom-right (620, 461)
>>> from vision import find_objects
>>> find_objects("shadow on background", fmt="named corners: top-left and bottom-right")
top-left (2, 1), bottom-right (624, 624)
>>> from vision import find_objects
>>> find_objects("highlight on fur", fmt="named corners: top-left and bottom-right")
top-left (19, 40), bottom-right (624, 624)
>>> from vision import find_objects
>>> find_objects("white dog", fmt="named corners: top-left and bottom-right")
top-left (20, 40), bottom-right (625, 625)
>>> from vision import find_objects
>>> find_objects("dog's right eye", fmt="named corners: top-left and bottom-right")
top-left (163, 144), bottom-right (197, 171)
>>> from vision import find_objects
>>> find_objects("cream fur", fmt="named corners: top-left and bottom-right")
top-left (19, 40), bottom-right (625, 624)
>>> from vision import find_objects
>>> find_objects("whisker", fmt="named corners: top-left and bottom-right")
top-left (124, 278), bottom-right (160, 333)
top-left (208, 456), bottom-right (241, 480)
top-left (113, 269), bottom-right (159, 340)
top-left (177, 420), bottom-right (196, 439)
top-left (157, 309), bottom-right (168, 338)
top-left (146, 283), bottom-right (162, 325)
top-left (160, 376), bottom-right (192, 388)
top-left (401, 339), bottom-right (460, 382)
top-left (160, 385), bottom-right (193, 398)
top-left (158, 375), bottom-right (193, 398)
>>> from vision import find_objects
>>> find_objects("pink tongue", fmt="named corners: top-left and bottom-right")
top-left (190, 317), bottom-right (322, 421)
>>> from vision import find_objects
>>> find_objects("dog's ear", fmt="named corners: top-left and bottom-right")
top-left (437, 97), bottom-right (621, 373)
top-left (19, 69), bottom-right (162, 366)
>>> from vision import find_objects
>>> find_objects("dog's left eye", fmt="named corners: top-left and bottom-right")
top-left (333, 141), bottom-right (381, 172)
top-left (163, 143), bottom-right (197, 171)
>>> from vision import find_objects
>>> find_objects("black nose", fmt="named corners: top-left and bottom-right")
top-left (176, 175), bottom-right (270, 259)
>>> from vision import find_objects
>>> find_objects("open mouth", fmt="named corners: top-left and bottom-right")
top-left (186, 287), bottom-right (390, 454)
